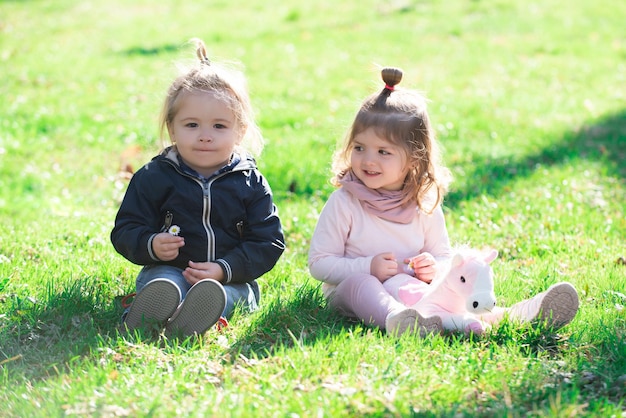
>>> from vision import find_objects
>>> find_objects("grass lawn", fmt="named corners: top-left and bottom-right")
top-left (1, 0), bottom-right (625, 416)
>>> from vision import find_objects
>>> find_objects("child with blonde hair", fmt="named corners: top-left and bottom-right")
top-left (111, 39), bottom-right (285, 338)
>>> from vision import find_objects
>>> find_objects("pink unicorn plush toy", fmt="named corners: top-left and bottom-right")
top-left (385, 249), bottom-right (499, 335)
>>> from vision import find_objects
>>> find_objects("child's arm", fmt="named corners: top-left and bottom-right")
top-left (111, 169), bottom-right (167, 265)
top-left (308, 192), bottom-right (373, 285)
top-left (421, 205), bottom-right (452, 262)
top-left (211, 173), bottom-right (285, 284)
top-left (403, 205), bottom-right (452, 282)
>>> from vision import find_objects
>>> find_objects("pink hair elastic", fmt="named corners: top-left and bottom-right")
top-left (384, 84), bottom-right (395, 91)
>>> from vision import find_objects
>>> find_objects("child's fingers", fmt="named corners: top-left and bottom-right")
top-left (410, 257), bottom-right (428, 268)
top-left (183, 267), bottom-right (206, 282)
top-left (157, 232), bottom-right (184, 243)
top-left (381, 252), bottom-right (396, 261)
top-left (414, 265), bottom-right (434, 274)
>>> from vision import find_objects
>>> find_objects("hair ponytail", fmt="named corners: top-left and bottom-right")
top-left (381, 67), bottom-right (403, 94)
top-left (192, 38), bottom-right (211, 66)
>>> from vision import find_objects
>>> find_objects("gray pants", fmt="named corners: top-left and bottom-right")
top-left (134, 264), bottom-right (259, 319)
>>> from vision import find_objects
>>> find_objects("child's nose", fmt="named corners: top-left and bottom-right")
top-left (363, 151), bottom-right (377, 164)
top-left (199, 130), bottom-right (213, 142)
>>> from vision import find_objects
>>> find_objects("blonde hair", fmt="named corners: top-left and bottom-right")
top-left (159, 38), bottom-right (263, 156)
top-left (332, 67), bottom-right (451, 213)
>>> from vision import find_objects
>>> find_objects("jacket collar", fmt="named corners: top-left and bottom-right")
top-left (159, 146), bottom-right (256, 180)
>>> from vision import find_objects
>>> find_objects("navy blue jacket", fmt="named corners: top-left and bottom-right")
top-left (111, 147), bottom-right (285, 284)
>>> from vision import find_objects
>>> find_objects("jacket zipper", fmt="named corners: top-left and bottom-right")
top-left (161, 154), bottom-right (247, 262)
top-left (202, 180), bottom-right (215, 262)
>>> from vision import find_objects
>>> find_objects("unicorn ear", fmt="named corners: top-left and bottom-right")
top-left (484, 249), bottom-right (498, 263)
top-left (451, 253), bottom-right (464, 268)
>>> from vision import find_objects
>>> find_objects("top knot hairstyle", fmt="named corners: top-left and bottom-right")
top-left (158, 38), bottom-right (263, 156)
top-left (195, 39), bottom-right (211, 66)
top-left (332, 66), bottom-right (452, 213)
top-left (381, 67), bottom-right (403, 93)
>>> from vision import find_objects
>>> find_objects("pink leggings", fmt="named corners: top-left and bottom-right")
top-left (327, 273), bottom-right (407, 329)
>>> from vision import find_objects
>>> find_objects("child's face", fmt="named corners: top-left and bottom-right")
top-left (169, 91), bottom-right (242, 177)
top-left (350, 128), bottom-right (409, 192)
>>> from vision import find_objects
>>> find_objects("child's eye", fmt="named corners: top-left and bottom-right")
top-left (185, 122), bottom-right (198, 128)
top-left (214, 123), bottom-right (227, 129)
top-left (353, 145), bottom-right (364, 152)
top-left (379, 149), bottom-right (391, 155)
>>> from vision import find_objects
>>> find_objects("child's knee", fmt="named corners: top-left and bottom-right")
top-left (384, 275), bottom-right (429, 306)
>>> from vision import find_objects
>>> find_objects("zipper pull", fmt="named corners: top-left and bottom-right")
top-left (160, 211), bottom-right (173, 232)
top-left (236, 220), bottom-right (244, 238)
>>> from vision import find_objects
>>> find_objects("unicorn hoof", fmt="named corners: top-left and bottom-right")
top-left (465, 321), bottom-right (489, 336)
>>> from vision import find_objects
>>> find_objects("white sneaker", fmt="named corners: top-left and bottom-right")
top-left (124, 278), bottom-right (182, 332)
top-left (509, 282), bottom-right (579, 329)
top-left (165, 279), bottom-right (226, 338)
top-left (385, 308), bottom-right (443, 337)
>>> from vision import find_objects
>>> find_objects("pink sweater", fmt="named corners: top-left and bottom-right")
top-left (308, 187), bottom-right (452, 298)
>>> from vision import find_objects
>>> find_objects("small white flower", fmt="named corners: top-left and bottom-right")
top-left (168, 225), bottom-right (181, 236)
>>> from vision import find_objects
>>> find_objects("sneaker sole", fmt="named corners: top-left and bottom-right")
top-left (387, 309), bottom-right (443, 337)
top-left (124, 279), bottom-right (181, 332)
top-left (165, 279), bottom-right (226, 338)
top-left (416, 313), bottom-right (444, 338)
top-left (538, 282), bottom-right (579, 328)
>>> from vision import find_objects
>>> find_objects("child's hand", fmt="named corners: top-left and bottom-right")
top-left (152, 232), bottom-right (185, 261)
top-left (183, 261), bottom-right (225, 285)
top-left (371, 252), bottom-right (398, 282)
top-left (404, 252), bottom-right (437, 284)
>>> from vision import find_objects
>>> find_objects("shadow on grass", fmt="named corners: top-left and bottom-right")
top-left (446, 109), bottom-right (626, 207)
top-left (227, 279), bottom-right (579, 361)
top-left (228, 280), bottom-right (364, 359)
top-left (0, 278), bottom-right (124, 380)
top-left (2, 276), bottom-right (624, 408)
top-left (228, 281), bottom-right (626, 405)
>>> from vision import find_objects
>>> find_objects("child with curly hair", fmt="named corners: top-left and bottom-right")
top-left (308, 67), bottom-right (578, 336)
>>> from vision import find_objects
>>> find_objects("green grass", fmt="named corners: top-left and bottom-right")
top-left (1, 0), bottom-right (625, 416)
